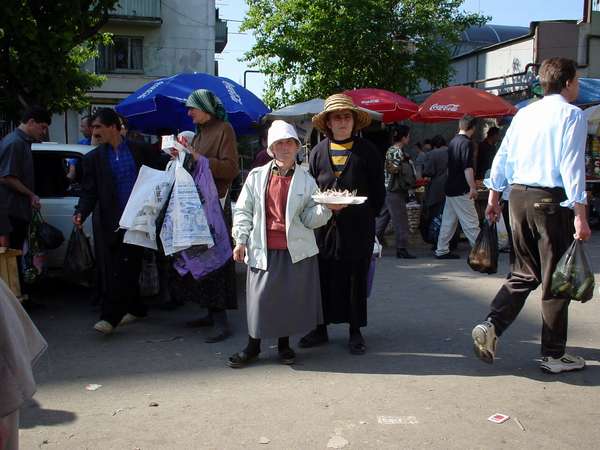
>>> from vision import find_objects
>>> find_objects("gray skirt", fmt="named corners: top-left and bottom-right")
top-left (246, 250), bottom-right (323, 339)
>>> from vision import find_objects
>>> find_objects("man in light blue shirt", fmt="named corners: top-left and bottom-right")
top-left (472, 57), bottom-right (591, 374)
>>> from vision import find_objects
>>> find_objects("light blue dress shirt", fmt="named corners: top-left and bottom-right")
top-left (485, 94), bottom-right (588, 208)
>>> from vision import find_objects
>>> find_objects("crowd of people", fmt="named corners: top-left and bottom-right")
top-left (0, 57), bottom-right (593, 382)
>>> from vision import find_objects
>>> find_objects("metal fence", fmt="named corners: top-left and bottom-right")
top-left (110, 0), bottom-right (161, 18)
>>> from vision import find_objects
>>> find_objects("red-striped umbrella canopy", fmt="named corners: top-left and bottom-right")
top-left (343, 88), bottom-right (418, 123)
top-left (411, 86), bottom-right (517, 122)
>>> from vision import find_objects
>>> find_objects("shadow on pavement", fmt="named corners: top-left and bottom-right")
top-left (20, 399), bottom-right (77, 429)
top-left (25, 238), bottom-right (600, 388)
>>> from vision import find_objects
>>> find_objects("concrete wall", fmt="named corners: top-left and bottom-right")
top-left (536, 22), bottom-right (579, 62)
top-left (578, 11), bottom-right (600, 78)
top-left (49, 0), bottom-right (217, 143)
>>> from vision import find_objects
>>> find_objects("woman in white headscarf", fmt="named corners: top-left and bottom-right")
top-left (228, 120), bottom-right (337, 368)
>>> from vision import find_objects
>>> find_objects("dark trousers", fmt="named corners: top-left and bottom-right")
top-left (375, 191), bottom-right (409, 249)
top-left (101, 234), bottom-right (146, 326)
top-left (501, 200), bottom-right (515, 266)
top-left (488, 185), bottom-right (573, 357)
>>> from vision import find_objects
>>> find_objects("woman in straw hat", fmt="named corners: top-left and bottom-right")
top-left (228, 120), bottom-right (337, 368)
top-left (170, 89), bottom-right (239, 343)
top-left (299, 94), bottom-right (385, 355)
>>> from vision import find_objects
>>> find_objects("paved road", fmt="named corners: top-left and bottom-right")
top-left (19, 235), bottom-right (600, 449)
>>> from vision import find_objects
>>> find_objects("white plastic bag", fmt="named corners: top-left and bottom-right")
top-left (373, 236), bottom-right (382, 258)
top-left (120, 163), bottom-right (175, 249)
top-left (159, 155), bottom-right (214, 256)
top-left (496, 212), bottom-right (509, 250)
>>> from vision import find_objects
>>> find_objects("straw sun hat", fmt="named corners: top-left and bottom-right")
top-left (312, 93), bottom-right (371, 132)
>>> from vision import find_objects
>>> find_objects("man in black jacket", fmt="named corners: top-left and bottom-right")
top-left (74, 108), bottom-right (166, 334)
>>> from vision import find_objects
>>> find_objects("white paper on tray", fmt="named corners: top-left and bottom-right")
top-left (311, 195), bottom-right (368, 205)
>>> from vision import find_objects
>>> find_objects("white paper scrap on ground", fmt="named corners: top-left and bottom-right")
top-left (259, 437), bottom-right (271, 444)
top-left (377, 415), bottom-right (418, 425)
top-left (326, 435), bottom-right (349, 448)
top-left (487, 413), bottom-right (510, 424)
top-left (85, 384), bottom-right (102, 391)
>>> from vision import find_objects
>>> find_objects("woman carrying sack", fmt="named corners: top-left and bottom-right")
top-left (229, 120), bottom-right (335, 368)
top-left (175, 89), bottom-right (240, 343)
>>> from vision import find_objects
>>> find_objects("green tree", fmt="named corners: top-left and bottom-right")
top-left (241, 0), bottom-right (487, 108)
top-left (0, 0), bottom-right (119, 121)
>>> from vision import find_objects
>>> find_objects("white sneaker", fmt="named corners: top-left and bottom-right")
top-left (93, 320), bottom-right (114, 335)
top-left (472, 320), bottom-right (497, 364)
top-left (119, 313), bottom-right (141, 326)
top-left (540, 354), bottom-right (585, 374)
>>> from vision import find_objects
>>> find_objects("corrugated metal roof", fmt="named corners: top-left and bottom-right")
top-left (452, 24), bottom-right (530, 57)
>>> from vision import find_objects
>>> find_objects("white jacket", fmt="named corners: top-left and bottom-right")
top-left (232, 162), bottom-right (332, 270)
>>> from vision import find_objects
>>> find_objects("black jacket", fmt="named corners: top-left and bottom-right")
top-left (76, 141), bottom-right (167, 246)
top-left (309, 137), bottom-right (385, 261)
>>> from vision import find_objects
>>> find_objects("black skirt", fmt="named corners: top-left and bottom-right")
top-left (318, 255), bottom-right (370, 328)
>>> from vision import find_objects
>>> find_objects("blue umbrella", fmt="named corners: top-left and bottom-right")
top-left (115, 72), bottom-right (270, 135)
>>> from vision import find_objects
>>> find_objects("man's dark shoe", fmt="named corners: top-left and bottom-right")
top-left (227, 351), bottom-right (259, 368)
top-left (298, 328), bottom-right (329, 348)
top-left (349, 332), bottom-right (366, 355)
top-left (435, 252), bottom-right (460, 260)
top-left (205, 329), bottom-right (232, 343)
top-left (278, 348), bottom-right (296, 365)
top-left (396, 248), bottom-right (416, 259)
top-left (186, 315), bottom-right (215, 328)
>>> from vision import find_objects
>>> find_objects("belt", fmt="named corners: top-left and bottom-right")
top-left (511, 184), bottom-right (565, 193)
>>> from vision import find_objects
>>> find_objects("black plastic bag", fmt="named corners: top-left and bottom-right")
top-left (468, 220), bottom-right (498, 274)
top-left (35, 211), bottom-right (65, 250)
top-left (22, 211), bottom-right (46, 284)
top-left (63, 227), bottom-right (95, 279)
top-left (551, 240), bottom-right (595, 303)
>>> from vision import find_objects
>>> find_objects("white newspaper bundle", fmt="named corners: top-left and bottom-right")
top-left (159, 153), bottom-right (214, 256)
top-left (120, 162), bottom-right (176, 250)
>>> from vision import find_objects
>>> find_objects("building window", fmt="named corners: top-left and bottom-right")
top-left (97, 36), bottom-right (143, 73)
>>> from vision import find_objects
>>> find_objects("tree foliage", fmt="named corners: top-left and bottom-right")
top-left (0, 0), bottom-right (119, 121)
top-left (241, 0), bottom-right (487, 108)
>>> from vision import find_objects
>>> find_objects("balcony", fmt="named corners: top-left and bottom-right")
top-left (215, 18), bottom-right (228, 53)
top-left (109, 0), bottom-right (162, 26)
top-left (215, 8), bottom-right (228, 53)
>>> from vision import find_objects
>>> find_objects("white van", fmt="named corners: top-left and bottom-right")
top-left (31, 142), bottom-right (94, 270)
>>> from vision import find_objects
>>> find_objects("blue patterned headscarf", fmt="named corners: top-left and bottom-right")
top-left (185, 89), bottom-right (228, 132)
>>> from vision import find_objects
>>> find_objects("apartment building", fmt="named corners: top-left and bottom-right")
top-left (49, 0), bottom-right (228, 143)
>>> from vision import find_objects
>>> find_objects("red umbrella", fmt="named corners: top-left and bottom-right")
top-left (411, 86), bottom-right (517, 122)
top-left (343, 88), bottom-right (418, 123)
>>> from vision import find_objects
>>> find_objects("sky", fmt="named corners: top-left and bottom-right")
top-left (216, 0), bottom-right (585, 100)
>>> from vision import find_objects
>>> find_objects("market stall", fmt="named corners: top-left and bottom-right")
top-left (411, 86), bottom-right (517, 223)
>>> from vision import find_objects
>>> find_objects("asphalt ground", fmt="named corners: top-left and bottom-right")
top-left (18, 233), bottom-right (600, 449)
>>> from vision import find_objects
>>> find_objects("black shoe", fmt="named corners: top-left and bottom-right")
top-left (227, 351), bottom-right (259, 368)
top-left (435, 252), bottom-right (460, 260)
top-left (186, 315), bottom-right (215, 328)
top-left (205, 329), bottom-right (232, 343)
top-left (349, 332), bottom-right (366, 355)
top-left (278, 348), bottom-right (296, 365)
top-left (159, 300), bottom-right (182, 311)
top-left (396, 248), bottom-right (416, 259)
top-left (298, 328), bottom-right (329, 348)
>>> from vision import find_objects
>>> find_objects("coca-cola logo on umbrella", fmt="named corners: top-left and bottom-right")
top-left (429, 103), bottom-right (460, 112)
